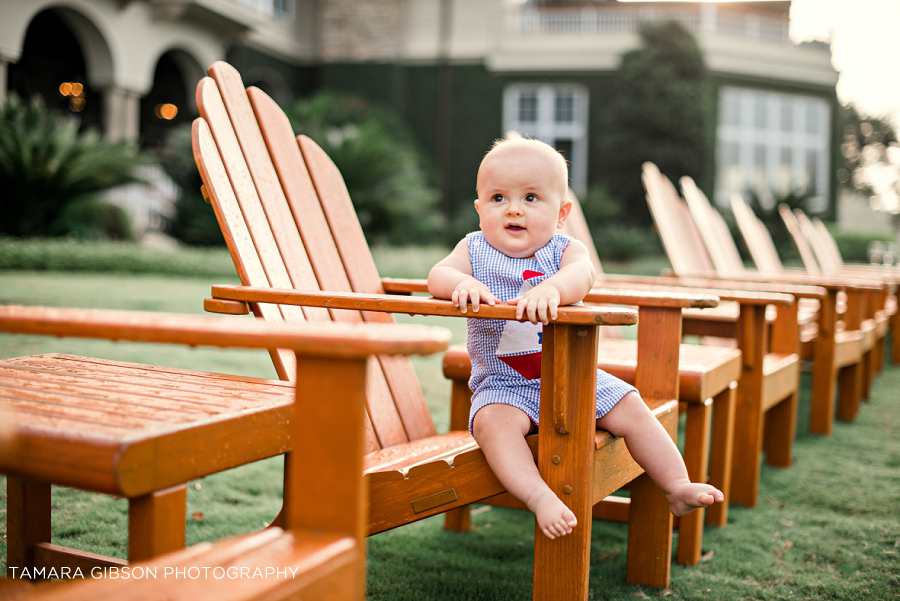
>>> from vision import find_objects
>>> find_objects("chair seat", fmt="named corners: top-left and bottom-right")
top-left (761, 352), bottom-right (801, 410)
top-left (0, 354), bottom-right (293, 497)
top-left (18, 528), bottom-right (359, 601)
top-left (596, 339), bottom-right (741, 402)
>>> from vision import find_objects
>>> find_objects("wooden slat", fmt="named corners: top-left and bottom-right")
top-left (196, 77), bottom-right (316, 325)
top-left (780, 204), bottom-right (822, 272)
top-left (210, 286), bottom-right (640, 326)
top-left (246, 82), bottom-right (436, 443)
top-left (248, 87), bottom-right (352, 295)
top-left (298, 135), bottom-right (384, 296)
top-left (192, 116), bottom-right (297, 380)
top-left (207, 62), bottom-right (324, 310)
top-left (681, 176), bottom-right (745, 278)
top-left (642, 162), bottom-right (715, 276)
top-left (0, 306), bottom-right (451, 359)
top-left (293, 133), bottom-right (439, 441)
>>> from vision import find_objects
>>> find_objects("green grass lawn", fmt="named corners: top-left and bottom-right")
top-left (1, 268), bottom-right (899, 600)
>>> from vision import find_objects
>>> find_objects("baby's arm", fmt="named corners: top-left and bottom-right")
top-left (508, 239), bottom-right (595, 324)
top-left (428, 239), bottom-right (498, 314)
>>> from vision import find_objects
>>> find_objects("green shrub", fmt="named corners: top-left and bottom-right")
top-left (157, 124), bottom-right (224, 246)
top-left (0, 236), bottom-right (236, 277)
top-left (0, 94), bottom-right (146, 239)
top-left (826, 226), bottom-right (894, 264)
top-left (578, 184), bottom-right (663, 261)
top-left (285, 92), bottom-right (443, 245)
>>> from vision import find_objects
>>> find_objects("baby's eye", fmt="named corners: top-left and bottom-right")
top-left (525, 194), bottom-right (538, 202)
top-left (492, 194), bottom-right (505, 203)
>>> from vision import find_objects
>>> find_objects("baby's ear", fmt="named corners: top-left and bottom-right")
top-left (556, 198), bottom-right (573, 228)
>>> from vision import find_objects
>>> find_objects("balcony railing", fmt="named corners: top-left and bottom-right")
top-left (510, 5), bottom-right (792, 45)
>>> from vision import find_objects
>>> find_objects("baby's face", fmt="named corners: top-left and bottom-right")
top-left (475, 143), bottom-right (570, 259)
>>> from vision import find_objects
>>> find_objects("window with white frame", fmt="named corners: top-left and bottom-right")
top-left (715, 86), bottom-right (831, 212)
top-left (503, 84), bottom-right (589, 195)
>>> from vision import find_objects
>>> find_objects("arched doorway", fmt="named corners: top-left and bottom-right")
top-left (7, 9), bottom-right (103, 130)
top-left (140, 51), bottom-right (198, 153)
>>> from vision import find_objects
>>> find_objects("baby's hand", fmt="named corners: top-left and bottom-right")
top-left (452, 277), bottom-right (497, 314)
top-left (507, 283), bottom-right (561, 325)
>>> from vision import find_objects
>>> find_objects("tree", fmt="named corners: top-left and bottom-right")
top-left (838, 104), bottom-right (899, 215)
top-left (285, 92), bottom-right (443, 245)
top-left (598, 20), bottom-right (714, 226)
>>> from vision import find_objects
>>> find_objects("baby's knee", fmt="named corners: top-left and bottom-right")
top-left (596, 391), bottom-right (649, 433)
top-left (472, 404), bottom-right (533, 439)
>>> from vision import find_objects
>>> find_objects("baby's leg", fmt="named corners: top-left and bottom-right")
top-left (597, 392), bottom-right (724, 516)
top-left (472, 404), bottom-right (577, 539)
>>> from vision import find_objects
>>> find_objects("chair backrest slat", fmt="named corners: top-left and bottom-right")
top-left (642, 162), bottom-right (715, 276)
top-left (248, 88), bottom-right (355, 295)
top-left (794, 209), bottom-right (838, 270)
top-left (193, 117), bottom-right (297, 379)
top-left (561, 192), bottom-right (604, 279)
top-left (730, 195), bottom-right (783, 275)
top-left (299, 136), bottom-right (386, 297)
top-left (778, 204), bottom-right (821, 273)
top-left (681, 176), bottom-right (746, 278)
top-left (208, 63), bottom-right (326, 310)
top-left (812, 217), bottom-right (845, 268)
top-left (196, 78), bottom-right (316, 325)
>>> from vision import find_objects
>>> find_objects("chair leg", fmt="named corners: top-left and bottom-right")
top-left (626, 473), bottom-right (673, 587)
top-left (809, 347), bottom-right (837, 435)
top-left (6, 476), bottom-right (51, 579)
top-left (861, 347), bottom-right (874, 400)
top-left (706, 383), bottom-right (736, 527)
top-left (444, 380), bottom-right (473, 533)
top-left (729, 391), bottom-right (764, 508)
top-left (128, 484), bottom-right (187, 562)
top-left (763, 393), bottom-right (797, 468)
top-left (892, 310), bottom-right (900, 365)
top-left (837, 362), bottom-right (864, 422)
top-left (443, 507), bottom-right (472, 532)
top-left (677, 400), bottom-right (712, 565)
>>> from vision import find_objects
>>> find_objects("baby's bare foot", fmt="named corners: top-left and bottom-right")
top-left (665, 480), bottom-right (724, 517)
top-left (526, 489), bottom-right (578, 539)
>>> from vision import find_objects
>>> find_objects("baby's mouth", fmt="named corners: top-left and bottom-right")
top-left (506, 224), bottom-right (525, 232)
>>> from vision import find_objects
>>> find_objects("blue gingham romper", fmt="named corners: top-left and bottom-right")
top-left (466, 231), bottom-right (636, 433)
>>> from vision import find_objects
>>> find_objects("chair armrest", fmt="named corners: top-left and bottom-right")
top-left (381, 277), bottom-right (426, 295)
top-left (381, 278), bottom-right (721, 309)
top-left (0, 305), bottom-right (451, 358)
top-left (208, 286), bottom-right (644, 325)
top-left (625, 270), bottom-right (881, 292)
top-left (599, 273), bottom-right (825, 300)
top-left (586, 284), bottom-right (794, 307)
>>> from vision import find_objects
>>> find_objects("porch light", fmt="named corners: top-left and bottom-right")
top-left (154, 103), bottom-right (178, 120)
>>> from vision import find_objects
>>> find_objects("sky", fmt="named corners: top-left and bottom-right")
top-left (620, 0), bottom-right (900, 127)
top-left (789, 0), bottom-right (900, 126)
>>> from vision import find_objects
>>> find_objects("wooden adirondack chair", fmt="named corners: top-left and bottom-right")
top-left (782, 205), bottom-right (889, 384)
top-left (0, 305), bottom-right (450, 600)
top-left (786, 207), bottom-right (896, 366)
top-left (724, 194), bottom-right (884, 427)
top-left (566, 189), bottom-right (806, 511)
top-left (655, 167), bottom-right (877, 435)
top-left (1, 303), bottom-right (443, 575)
top-left (193, 60), bottom-right (720, 594)
top-left (635, 163), bottom-right (828, 507)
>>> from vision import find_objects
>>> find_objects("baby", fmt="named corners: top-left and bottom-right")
top-left (428, 135), bottom-right (723, 539)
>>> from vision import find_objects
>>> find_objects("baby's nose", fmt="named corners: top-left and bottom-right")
top-left (506, 202), bottom-right (524, 215)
